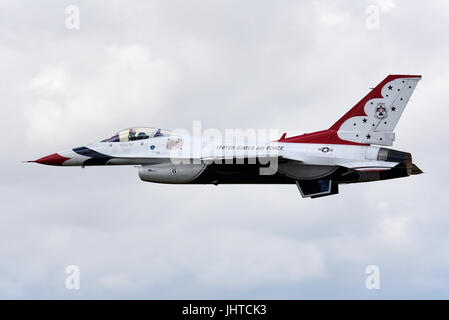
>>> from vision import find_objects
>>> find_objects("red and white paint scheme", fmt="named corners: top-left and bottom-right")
top-left (29, 75), bottom-right (423, 198)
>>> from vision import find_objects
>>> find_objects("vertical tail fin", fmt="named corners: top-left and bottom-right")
top-left (330, 74), bottom-right (421, 146)
top-left (278, 75), bottom-right (421, 146)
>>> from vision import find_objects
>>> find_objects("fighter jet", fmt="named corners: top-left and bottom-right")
top-left (30, 74), bottom-right (423, 198)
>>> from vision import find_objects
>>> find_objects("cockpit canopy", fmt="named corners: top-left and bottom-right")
top-left (101, 127), bottom-right (172, 142)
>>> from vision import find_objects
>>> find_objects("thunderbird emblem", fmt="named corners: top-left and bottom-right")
top-left (375, 103), bottom-right (388, 119)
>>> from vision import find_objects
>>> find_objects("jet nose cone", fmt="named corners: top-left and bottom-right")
top-left (31, 153), bottom-right (71, 166)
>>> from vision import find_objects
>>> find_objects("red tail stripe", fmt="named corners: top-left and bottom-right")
top-left (278, 129), bottom-right (367, 145)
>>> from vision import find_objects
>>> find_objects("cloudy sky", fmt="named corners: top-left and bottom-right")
top-left (1, 0), bottom-right (449, 299)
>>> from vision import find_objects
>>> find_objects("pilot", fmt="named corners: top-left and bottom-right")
top-left (128, 128), bottom-right (136, 141)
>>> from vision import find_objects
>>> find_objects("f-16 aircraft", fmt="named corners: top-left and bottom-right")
top-left (30, 74), bottom-right (422, 198)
